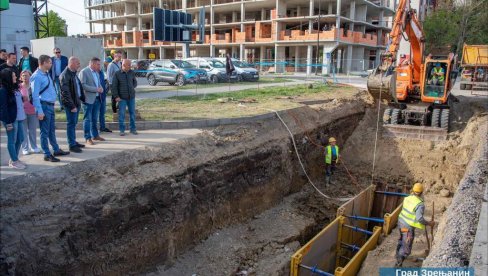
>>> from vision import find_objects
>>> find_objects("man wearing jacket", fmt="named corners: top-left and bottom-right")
top-left (18, 47), bottom-right (38, 73)
top-left (79, 57), bottom-right (105, 145)
top-left (112, 59), bottom-right (137, 136)
top-left (60, 57), bottom-right (85, 153)
top-left (50, 48), bottom-right (68, 111)
top-left (107, 50), bottom-right (122, 113)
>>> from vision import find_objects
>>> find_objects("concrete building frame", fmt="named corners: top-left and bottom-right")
top-left (85, 0), bottom-right (396, 74)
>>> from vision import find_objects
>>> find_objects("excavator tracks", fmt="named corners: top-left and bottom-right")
top-left (382, 108), bottom-right (449, 141)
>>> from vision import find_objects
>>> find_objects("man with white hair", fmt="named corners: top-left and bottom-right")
top-left (112, 59), bottom-right (138, 136)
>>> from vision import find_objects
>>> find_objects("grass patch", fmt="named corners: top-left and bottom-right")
top-left (135, 77), bottom-right (291, 93)
top-left (54, 83), bottom-right (356, 122)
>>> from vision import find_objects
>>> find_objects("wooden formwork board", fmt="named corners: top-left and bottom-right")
top-left (291, 185), bottom-right (404, 276)
top-left (290, 217), bottom-right (341, 276)
top-left (336, 185), bottom-right (375, 266)
top-left (383, 204), bottom-right (402, 235)
top-left (335, 226), bottom-right (383, 276)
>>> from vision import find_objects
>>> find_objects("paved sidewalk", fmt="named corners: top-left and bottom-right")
top-left (0, 128), bottom-right (201, 180)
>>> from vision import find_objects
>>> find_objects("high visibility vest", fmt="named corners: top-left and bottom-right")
top-left (325, 145), bottom-right (339, 164)
top-left (399, 195), bottom-right (425, 230)
top-left (434, 67), bottom-right (444, 81)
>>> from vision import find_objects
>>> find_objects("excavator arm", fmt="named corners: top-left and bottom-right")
top-left (367, 0), bottom-right (425, 102)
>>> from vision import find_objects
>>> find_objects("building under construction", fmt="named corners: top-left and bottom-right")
top-left (84, 0), bottom-right (396, 74)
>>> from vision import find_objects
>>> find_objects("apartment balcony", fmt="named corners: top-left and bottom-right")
top-left (192, 34), bottom-right (211, 44)
top-left (340, 29), bottom-right (378, 46)
top-left (105, 38), bottom-right (123, 47)
top-left (255, 22), bottom-right (272, 42)
top-left (279, 29), bottom-right (336, 41)
top-left (211, 33), bottom-right (233, 44)
top-left (279, 28), bottom-right (381, 47)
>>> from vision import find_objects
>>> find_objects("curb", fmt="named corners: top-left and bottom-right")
top-left (54, 107), bottom-right (304, 130)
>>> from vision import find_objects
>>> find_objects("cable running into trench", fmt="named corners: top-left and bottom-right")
top-left (371, 73), bottom-right (383, 184)
top-left (268, 109), bottom-right (352, 202)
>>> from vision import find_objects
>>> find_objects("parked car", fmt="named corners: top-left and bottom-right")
top-left (185, 57), bottom-right (238, 83)
top-left (131, 59), bottom-right (151, 77)
top-left (215, 58), bottom-right (260, 82)
top-left (146, 59), bottom-right (208, 86)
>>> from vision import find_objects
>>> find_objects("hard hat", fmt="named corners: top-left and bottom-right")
top-left (412, 183), bottom-right (424, 193)
top-left (329, 137), bottom-right (336, 143)
top-left (435, 63), bottom-right (441, 66)
top-left (110, 49), bottom-right (116, 54)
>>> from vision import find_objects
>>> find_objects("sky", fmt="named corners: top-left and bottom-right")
top-left (48, 0), bottom-right (90, 35)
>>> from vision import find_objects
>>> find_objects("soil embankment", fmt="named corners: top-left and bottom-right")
top-left (0, 90), bottom-right (370, 275)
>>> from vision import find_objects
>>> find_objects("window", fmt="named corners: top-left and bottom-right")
top-left (210, 60), bottom-right (225, 68)
top-left (171, 60), bottom-right (196, 69)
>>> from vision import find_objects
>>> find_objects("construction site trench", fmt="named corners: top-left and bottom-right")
top-left (0, 89), bottom-right (486, 275)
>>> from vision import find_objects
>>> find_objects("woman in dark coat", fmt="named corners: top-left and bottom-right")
top-left (0, 68), bottom-right (27, 169)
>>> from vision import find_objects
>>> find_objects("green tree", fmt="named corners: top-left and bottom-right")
top-left (424, 0), bottom-right (488, 55)
top-left (423, 8), bottom-right (460, 54)
top-left (40, 10), bottom-right (68, 37)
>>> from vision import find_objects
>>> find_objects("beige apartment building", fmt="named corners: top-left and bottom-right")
top-left (85, 0), bottom-right (396, 74)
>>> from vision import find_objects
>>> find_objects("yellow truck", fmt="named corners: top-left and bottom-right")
top-left (460, 44), bottom-right (488, 90)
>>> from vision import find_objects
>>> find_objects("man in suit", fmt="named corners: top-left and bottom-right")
top-left (49, 47), bottom-right (68, 111)
top-left (79, 57), bottom-right (105, 145)
top-left (60, 57), bottom-right (85, 153)
top-left (18, 46), bottom-right (38, 73)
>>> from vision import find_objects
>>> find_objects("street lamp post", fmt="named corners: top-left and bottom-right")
top-left (315, 0), bottom-right (322, 75)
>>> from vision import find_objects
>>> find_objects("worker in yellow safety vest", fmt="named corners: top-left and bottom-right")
top-left (395, 183), bottom-right (435, 267)
top-left (429, 63), bottom-right (445, 85)
top-left (324, 137), bottom-right (340, 185)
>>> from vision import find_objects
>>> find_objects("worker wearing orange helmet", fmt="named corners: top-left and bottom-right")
top-left (324, 137), bottom-right (340, 185)
top-left (395, 183), bottom-right (435, 267)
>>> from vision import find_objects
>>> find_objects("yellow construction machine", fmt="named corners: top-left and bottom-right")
top-left (367, 0), bottom-right (458, 141)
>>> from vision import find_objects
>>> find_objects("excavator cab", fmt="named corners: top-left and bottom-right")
top-left (421, 60), bottom-right (451, 104)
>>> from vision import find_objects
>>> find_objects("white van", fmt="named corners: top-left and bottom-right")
top-left (215, 58), bottom-right (260, 82)
top-left (185, 57), bottom-right (237, 83)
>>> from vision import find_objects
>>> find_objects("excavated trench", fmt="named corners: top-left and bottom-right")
top-left (0, 90), bottom-right (486, 276)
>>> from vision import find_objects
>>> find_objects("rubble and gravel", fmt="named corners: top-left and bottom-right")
top-left (423, 116), bottom-right (488, 267)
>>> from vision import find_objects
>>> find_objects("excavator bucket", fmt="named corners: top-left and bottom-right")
top-left (383, 125), bottom-right (448, 141)
top-left (367, 68), bottom-right (397, 103)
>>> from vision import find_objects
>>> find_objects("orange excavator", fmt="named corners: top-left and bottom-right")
top-left (367, 0), bottom-right (457, 140)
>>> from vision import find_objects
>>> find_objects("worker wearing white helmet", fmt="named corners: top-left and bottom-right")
top-left (395, 183), bottom-right (435, 267)
top-left (324, 137), bottom-right (340, 185)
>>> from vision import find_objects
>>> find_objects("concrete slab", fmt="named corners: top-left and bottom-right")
top-left (0, 128), bottom-right (201, 180)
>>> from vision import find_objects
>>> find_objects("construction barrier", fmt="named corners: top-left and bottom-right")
top-left (291, 185), bottom-right (406, 276)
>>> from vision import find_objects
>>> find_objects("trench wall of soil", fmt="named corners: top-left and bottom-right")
top-left (0, 96), bottom-right (370, 275)
top-left (423, 118), bottom-right (488, 267)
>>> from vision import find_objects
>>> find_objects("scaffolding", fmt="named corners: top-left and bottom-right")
top-left (33, 0), bottom-right (49, 38)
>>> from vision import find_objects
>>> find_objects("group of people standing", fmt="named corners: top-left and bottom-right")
top-left (0, 48), bottom-right (139, 170)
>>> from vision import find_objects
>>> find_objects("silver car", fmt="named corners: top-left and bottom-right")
top-left (146, 59), bottom-right (208, 86)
